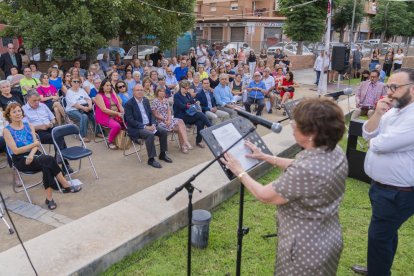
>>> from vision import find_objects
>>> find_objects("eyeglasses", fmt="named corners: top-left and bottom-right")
top-left (384, 83), bottom-right (414, 93)
top-left (117, 85), bottom-right (126, 89)
top-left (72, 80), bottom-right (81, 83)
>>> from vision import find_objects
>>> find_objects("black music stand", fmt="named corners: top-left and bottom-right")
top-left (201, 117), bottom-right (272, 276)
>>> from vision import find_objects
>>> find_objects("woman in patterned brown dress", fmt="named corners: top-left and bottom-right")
top-left (151, 86), bottom-right (192, 153)
top-left (222, 98), bottom-right (348, 275)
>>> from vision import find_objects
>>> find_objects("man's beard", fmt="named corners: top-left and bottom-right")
top-left (393, 88), bottom-right (412, 109)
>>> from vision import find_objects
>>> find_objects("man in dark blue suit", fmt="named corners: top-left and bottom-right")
top-left (0, 43), bottom-right (22, 78)
top-left (196, 78), bottom-right (230, 125)
top-left (124, 84), bottom-right (172, 168)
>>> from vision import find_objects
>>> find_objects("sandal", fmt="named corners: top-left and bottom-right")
top-left (108, 143), bottom-right (118, 150)
top-left (186, 143), bottom-right (194, 150)
top-left (181, 145), bottom-right (189, 154)
top-left (45, 199), bottom-right (57, 210)
top-left (62, 186), bottom-right (82, 193)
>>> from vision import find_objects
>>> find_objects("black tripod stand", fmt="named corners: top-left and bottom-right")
top-left (166, 127), bottom-right (256, 276)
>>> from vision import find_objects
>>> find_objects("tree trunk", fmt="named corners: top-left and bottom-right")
top-left (339, 29), bottom-right (344, 43)
top-left (406, 36), bottom-right (413, 56)
top-left (297, 41), bottom-right (303, 55)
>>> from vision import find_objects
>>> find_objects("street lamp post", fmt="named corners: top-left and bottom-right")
top-left (349, 0), bottom-right (357, 44)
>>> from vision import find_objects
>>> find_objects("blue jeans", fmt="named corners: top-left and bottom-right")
top-left (67, 110), bottom-right (95, 137)
top-left (367, 183), bottom-right (414, 276)
top-left (315, 70), bottom-right (321, 85)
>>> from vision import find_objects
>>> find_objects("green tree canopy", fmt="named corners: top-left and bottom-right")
top-left (370, 0), bottom-right (410, 39)
top-left (332, 0), bottom-right (364, 42)
top-left (0, 0), bottom-right (195, 60)
top-left (279, 0), bottom-right (327, 54)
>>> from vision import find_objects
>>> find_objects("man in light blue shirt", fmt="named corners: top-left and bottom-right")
top-left (22, 90), bottom-right (72, 170)
top-left (245, 72), bottom-right (266, 116)
top-left (213, 73), bottom-right (238, 118)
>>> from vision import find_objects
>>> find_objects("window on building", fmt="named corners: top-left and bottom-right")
top-left (2, 37), bottom-right (13, 47)
top-left (230, 2), bottom-right (238, 10)
top-left (210, 4), bottom-right (216, 12)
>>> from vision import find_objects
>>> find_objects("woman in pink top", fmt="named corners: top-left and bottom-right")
top-left (94, 79), bottom-right (124, 150)
top-left (37, 73), bottom-right (66, 125)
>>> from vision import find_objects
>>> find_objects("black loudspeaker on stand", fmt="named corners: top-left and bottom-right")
top-left (331, 46), bottom-right (350, 74)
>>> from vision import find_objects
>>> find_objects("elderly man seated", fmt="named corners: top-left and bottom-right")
top-left (352, 70), bottom-right (386, 119)
top-left (196, 78), bottom-right (230, 125)
top-left (245, 72), bottom-right (267, 116)
top-left (213, 73), bottom-right (239, 118)
top-left (124, 84), bottom-right (172, 169)
top-left (22, 89), bottom-right (73, 172)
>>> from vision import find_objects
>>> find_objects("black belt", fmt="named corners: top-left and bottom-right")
top-left (373, 181), bottom-right (414, 192)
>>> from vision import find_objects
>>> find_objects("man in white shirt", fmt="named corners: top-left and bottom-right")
top-left (313, 51), bottom-right (329, 85)
top-left (157, 59), bottom-right (169, 78)
top-left (352, 68), bottom-right (414, 276)
top-left (262, 67), bottom-right (276, 113)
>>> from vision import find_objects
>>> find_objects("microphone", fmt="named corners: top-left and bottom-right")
top-left (235, 109), bottom-right (283, 133)
top-left (343, 87), bottom-right (353, 95)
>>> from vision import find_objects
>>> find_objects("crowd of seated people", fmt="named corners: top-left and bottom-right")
top-left (0, 43), bottom-right (301, 195)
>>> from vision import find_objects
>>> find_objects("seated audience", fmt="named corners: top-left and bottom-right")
top-left (115, 80), bottom-right (130, 106)
top-left (37, 73), bottom-right (66, 125)
top-left (230, 73), bottom-right (244, 102)
top-left (262, 67), bottom-right (276, 113)
top-left (173, 80), bottom-right (211, 148)
top-left (0, 80), bottom-right (23, 110)
top-left (213, 73), bottom-right (238, 118)
top-left (64, 77), bottom-right (96, 142)
top-left (197, 78), bottom-right (230, 125)
top-left (151, 86), bottom-right (192, 153)
top-left (124, 84), bottom-right (172, 168)
top-left (22, 90), bottom-right (72, 171)
top-left (95, 79), bottom-right (124, 150)
top-left (20, 67), bottom-right (40, 97)
top-left (3, 103), bottom-right (81, 210)
top-left (352, 70), bottom-right (386, 119)
top-left (245, 72), bottom-right (266, 116)
top-left (142, 77), bottom-right (155, 102)
top-left (277, 71), bottom-right (299, 108)
top-left (48, 67), bottom-right (63, 96)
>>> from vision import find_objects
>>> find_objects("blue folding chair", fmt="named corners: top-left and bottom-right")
top-left (52, 124), bottom-right (99, 184)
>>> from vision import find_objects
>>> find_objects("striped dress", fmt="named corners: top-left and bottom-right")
top-left (272, 146), bottom-right (348, 275)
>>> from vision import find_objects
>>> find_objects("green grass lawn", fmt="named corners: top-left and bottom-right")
top-left (102, 134), bottom-right (412, 275)
top-left (102, 169), bottom-right (414, 275)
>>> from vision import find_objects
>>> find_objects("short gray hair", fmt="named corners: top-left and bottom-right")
top-left (26, 89), bottom-right (40, 98)
top-left (0, 80), bottom-right (11, 89)
top-left (132, 71), bottom-right (141, 77)
top-left (219, 73), bottom-right (228, 80)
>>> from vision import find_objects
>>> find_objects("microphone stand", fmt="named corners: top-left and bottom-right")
top-left (166, 127), bottom-right (256, 276)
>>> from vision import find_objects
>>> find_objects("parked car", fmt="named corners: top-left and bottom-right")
top-left (29, 48), bottom-right (53, 61)
top-left (123, 45), bottom-right (159, 60)
top-left (221, 42), bottom-right (250, 54)
top-left (267, 43), bottom-right (313, 56)
top-left (96, 47), bottom-right (125, 61)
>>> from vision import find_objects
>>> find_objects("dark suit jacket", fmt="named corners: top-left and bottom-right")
top-left (124, 96), bottom-right (155, 138)
top-left (196, 90), bottom-right (217, 112)
top-left (0, 52), bottom-right (22, 77)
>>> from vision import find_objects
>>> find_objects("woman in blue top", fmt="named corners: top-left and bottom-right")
top-left (114, 80), bottom-right (130, 107)
top-left (48, 67), bottom-right (63, 96)
top-left (3, 103), bottom-right (81, 210)
top-left (173, 80), bottom-right (211, 148)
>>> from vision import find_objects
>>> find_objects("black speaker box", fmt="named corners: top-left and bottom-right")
top-left (331, 46), bottom-right (350, 73)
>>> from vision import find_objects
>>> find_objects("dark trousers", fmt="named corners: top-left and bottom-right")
top-left (136, 126), bottom-right (168, 159)
top-left (393, 63), bottom-right (402, 71)
top-left (367, 183), bottom-right (414, 276)
top-left (315, 70), bottom-right (321, 85)
top-left (383, 63), bottom-right (393, 77)
top-left (37, 128), bottom-right (66, 155)
top-left (0, 136), bottom-right (6, 153)
top-left (244, 97), bottom-right (265, 116)
top-left (182, 112), bottom-right (211, 144)
top-left (13, 154), bottom-right (61, 189)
